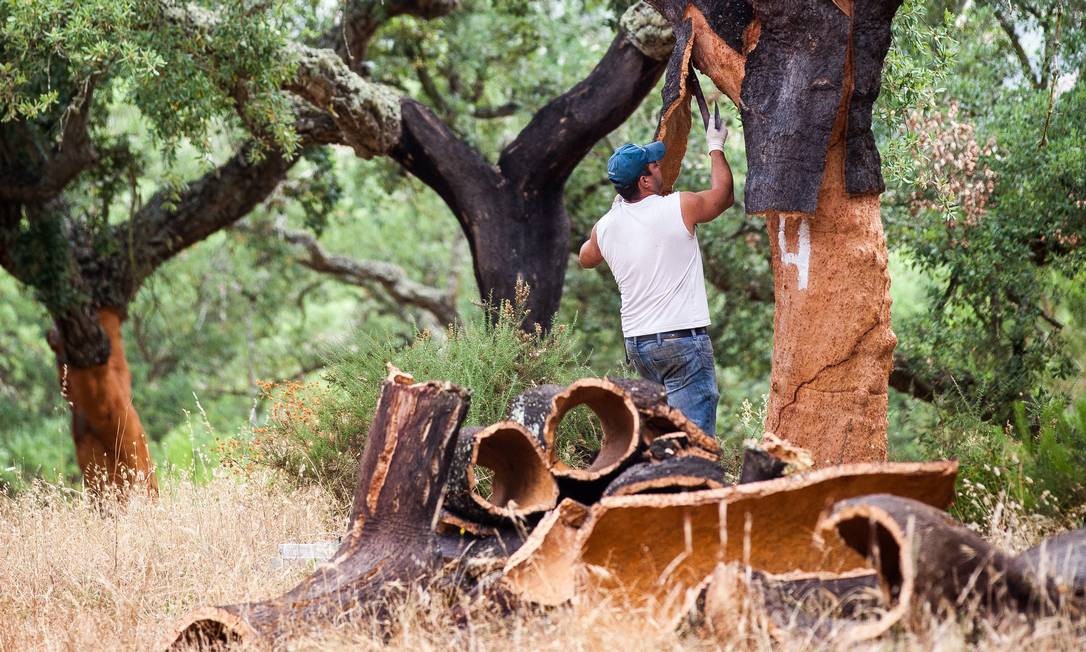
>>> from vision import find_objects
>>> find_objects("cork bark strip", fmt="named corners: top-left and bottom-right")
top-left (503, 460), bottom-right (957, 623)
top-left (818, 494), bottom-right (1081, 642)
top-left (444, 422), bottom-right (559, 525)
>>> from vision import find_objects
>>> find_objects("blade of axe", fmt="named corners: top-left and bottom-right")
top-left (688, 65), bottom-right (723, 131)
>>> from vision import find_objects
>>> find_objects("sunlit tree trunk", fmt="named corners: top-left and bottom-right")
top-left (650, 0), bottom-right (901, 463)
top-left (49, 309), bottom-right (158, 494)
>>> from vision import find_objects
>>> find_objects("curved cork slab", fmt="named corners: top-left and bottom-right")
top-left (607, 377), bottom-right (720, 453)
top-left (542, 378), bottom-right (641, 481)
top-left (506, 461), bottom-right (957, 622)
top-left (654, 17), bottom-right (694, 193)
top-left (445, 422), bottom-right (558, 525)
top-left (603, 456), bottom-right (726, 497)
top-left (699, 563), bottom-right (879, 642)
top-left (506, 384), bottom-right (566, 450)
top-left (818, 494), bottom-right (1074, 642)
top-left (502, 499), bottom-right (590, 606)
top-left (1017, 528), bottom-right (1086, 601)
top-left (162, 606), bottom-right (257, 650)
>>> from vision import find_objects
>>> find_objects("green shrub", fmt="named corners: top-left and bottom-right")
top-left (1011, 398), bottom-right (1086, 515)
top-left (243, 288), bottom-right (594, 506)
top-left (917, 396), bottom-right (1086, 526)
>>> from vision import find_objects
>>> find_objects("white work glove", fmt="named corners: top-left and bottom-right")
top-left (706, 122), bottom-right (728, 154)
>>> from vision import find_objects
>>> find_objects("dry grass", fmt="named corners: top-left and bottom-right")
top-left (1, 475), bottom-right (1083, 651)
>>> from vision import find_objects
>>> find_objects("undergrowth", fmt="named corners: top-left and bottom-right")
top-left (237, 284), bottom-right (594, 507)
top-left (916, 395), bottom-right (1086, 532)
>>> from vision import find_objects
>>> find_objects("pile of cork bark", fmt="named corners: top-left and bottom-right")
top-left (166, 369), bottom-right (1085, 649)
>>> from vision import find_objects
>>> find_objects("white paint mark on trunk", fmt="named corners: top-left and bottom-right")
top-left (778, 217), bottom-right (811, 290)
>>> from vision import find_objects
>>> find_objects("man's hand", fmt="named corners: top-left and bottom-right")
top-left (706, 121), bottom-right (728, 154)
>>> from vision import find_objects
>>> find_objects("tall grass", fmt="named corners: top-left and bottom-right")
top-left (1, 476), bottom-right (1082, 650)
top-left (0, 473), bottom-right (339, 651)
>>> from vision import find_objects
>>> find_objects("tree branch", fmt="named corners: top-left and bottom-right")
top-left (412, 60), bottom-right (455, 121)
top-left (0, 76), bottom-right (99, 203)
top-left (992, 7), bottom-right (1041, 89)
top-left (498, 24), bottom-right (670, 191)
top-left (239, 221), bottom-right (460, 328)
top-left (284, 46), bottom-right (403, 158)
top-left (473, 102), bottom-right (519, 119)
top-left (888, 353), bottom-right (938, 403)
top-left (122, 145), bottom-right (297, 293)
top-left (321, 0), bottom-right (461, 74)
top-left (389, 98), bottom-right (502, 221)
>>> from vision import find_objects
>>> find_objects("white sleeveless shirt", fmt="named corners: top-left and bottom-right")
top-left (595, 193), bottom-right (711, 338)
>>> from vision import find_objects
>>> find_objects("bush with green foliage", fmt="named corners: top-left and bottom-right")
top-left (917, 395), bottom-right (1086, 526)
top-left (242, 287), bottom-right (594, 505)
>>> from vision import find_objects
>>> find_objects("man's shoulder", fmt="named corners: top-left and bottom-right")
top-left (646, 192), bottom-right (681, 210)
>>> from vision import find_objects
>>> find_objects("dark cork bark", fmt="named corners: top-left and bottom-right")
top-left (506, 384), bottom-right (567, 450)
top-left (603, 455), bottom-right (727, 497)
top-left (167, 369), bottom-right (470, 648)
top-left (738, 447), bottom-right (788, 484)
top-left (698, 563), bottom-right (880, 641)
top-left (608, 376), bottom-right (720, 453)
top-left (444, 423), bottom-right (558, 526)
top-left (845, 0), bottom-right (904, 196)
top-left (739, 0), bottom-right (849, 214)
top-left (818, 494), bottom-right (1079, 642)
top-left (646, 432), bottom-right (722, 463)
top-left (1017, 528), bottom-right (1086, 601)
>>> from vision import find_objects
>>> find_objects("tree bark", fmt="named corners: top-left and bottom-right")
top-left (48, 308), bottom-right (158, 495)
top-left (648, 0), bottom-right (900, 465)
top-left (390, 16), bottom-right (669, 330)
top-left (818, 494), bottom-right (1079, 642)
top-left (167, 369), bottom-right (470, 648)
top-left (0, 2), bottom-right (423, 494)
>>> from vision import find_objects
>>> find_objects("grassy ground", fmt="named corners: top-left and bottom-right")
top-left (1, 474), bottom-right (1083, 651)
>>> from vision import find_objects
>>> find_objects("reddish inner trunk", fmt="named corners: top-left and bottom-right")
top-left (55, 309), bottom-right (158, 494)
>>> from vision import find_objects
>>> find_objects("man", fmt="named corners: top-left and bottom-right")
top-left (578, 121), bottom-right (733, 435)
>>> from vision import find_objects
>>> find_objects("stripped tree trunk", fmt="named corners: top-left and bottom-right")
top-left (48, 308), bottom-right (157, 495)
top-left (166, 369), bottom-right (470, 648)
top-left (648, 0), bottom-right (901, 464)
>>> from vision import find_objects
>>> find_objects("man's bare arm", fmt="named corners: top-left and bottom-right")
top-left (579, 226), bottom-right (604, 268)
top-left (680, 150), bottom-right (734, 232)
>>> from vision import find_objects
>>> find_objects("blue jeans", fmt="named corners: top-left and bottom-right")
top-left (624, 332), bottom-right (720, 435)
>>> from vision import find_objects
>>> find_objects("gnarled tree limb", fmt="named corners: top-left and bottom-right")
top-left (322, 0), bottom-right (461, 73)
top-left (0, 77), bottom-right (99, 204)
top-left (239, 221), bottom-right (461, 328)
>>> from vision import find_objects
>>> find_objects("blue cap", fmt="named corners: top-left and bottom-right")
top-left (607, 141), bottom-right (666, 186)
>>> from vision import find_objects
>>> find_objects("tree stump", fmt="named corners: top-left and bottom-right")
top-left (165, 368), bottom-right (470, 648)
